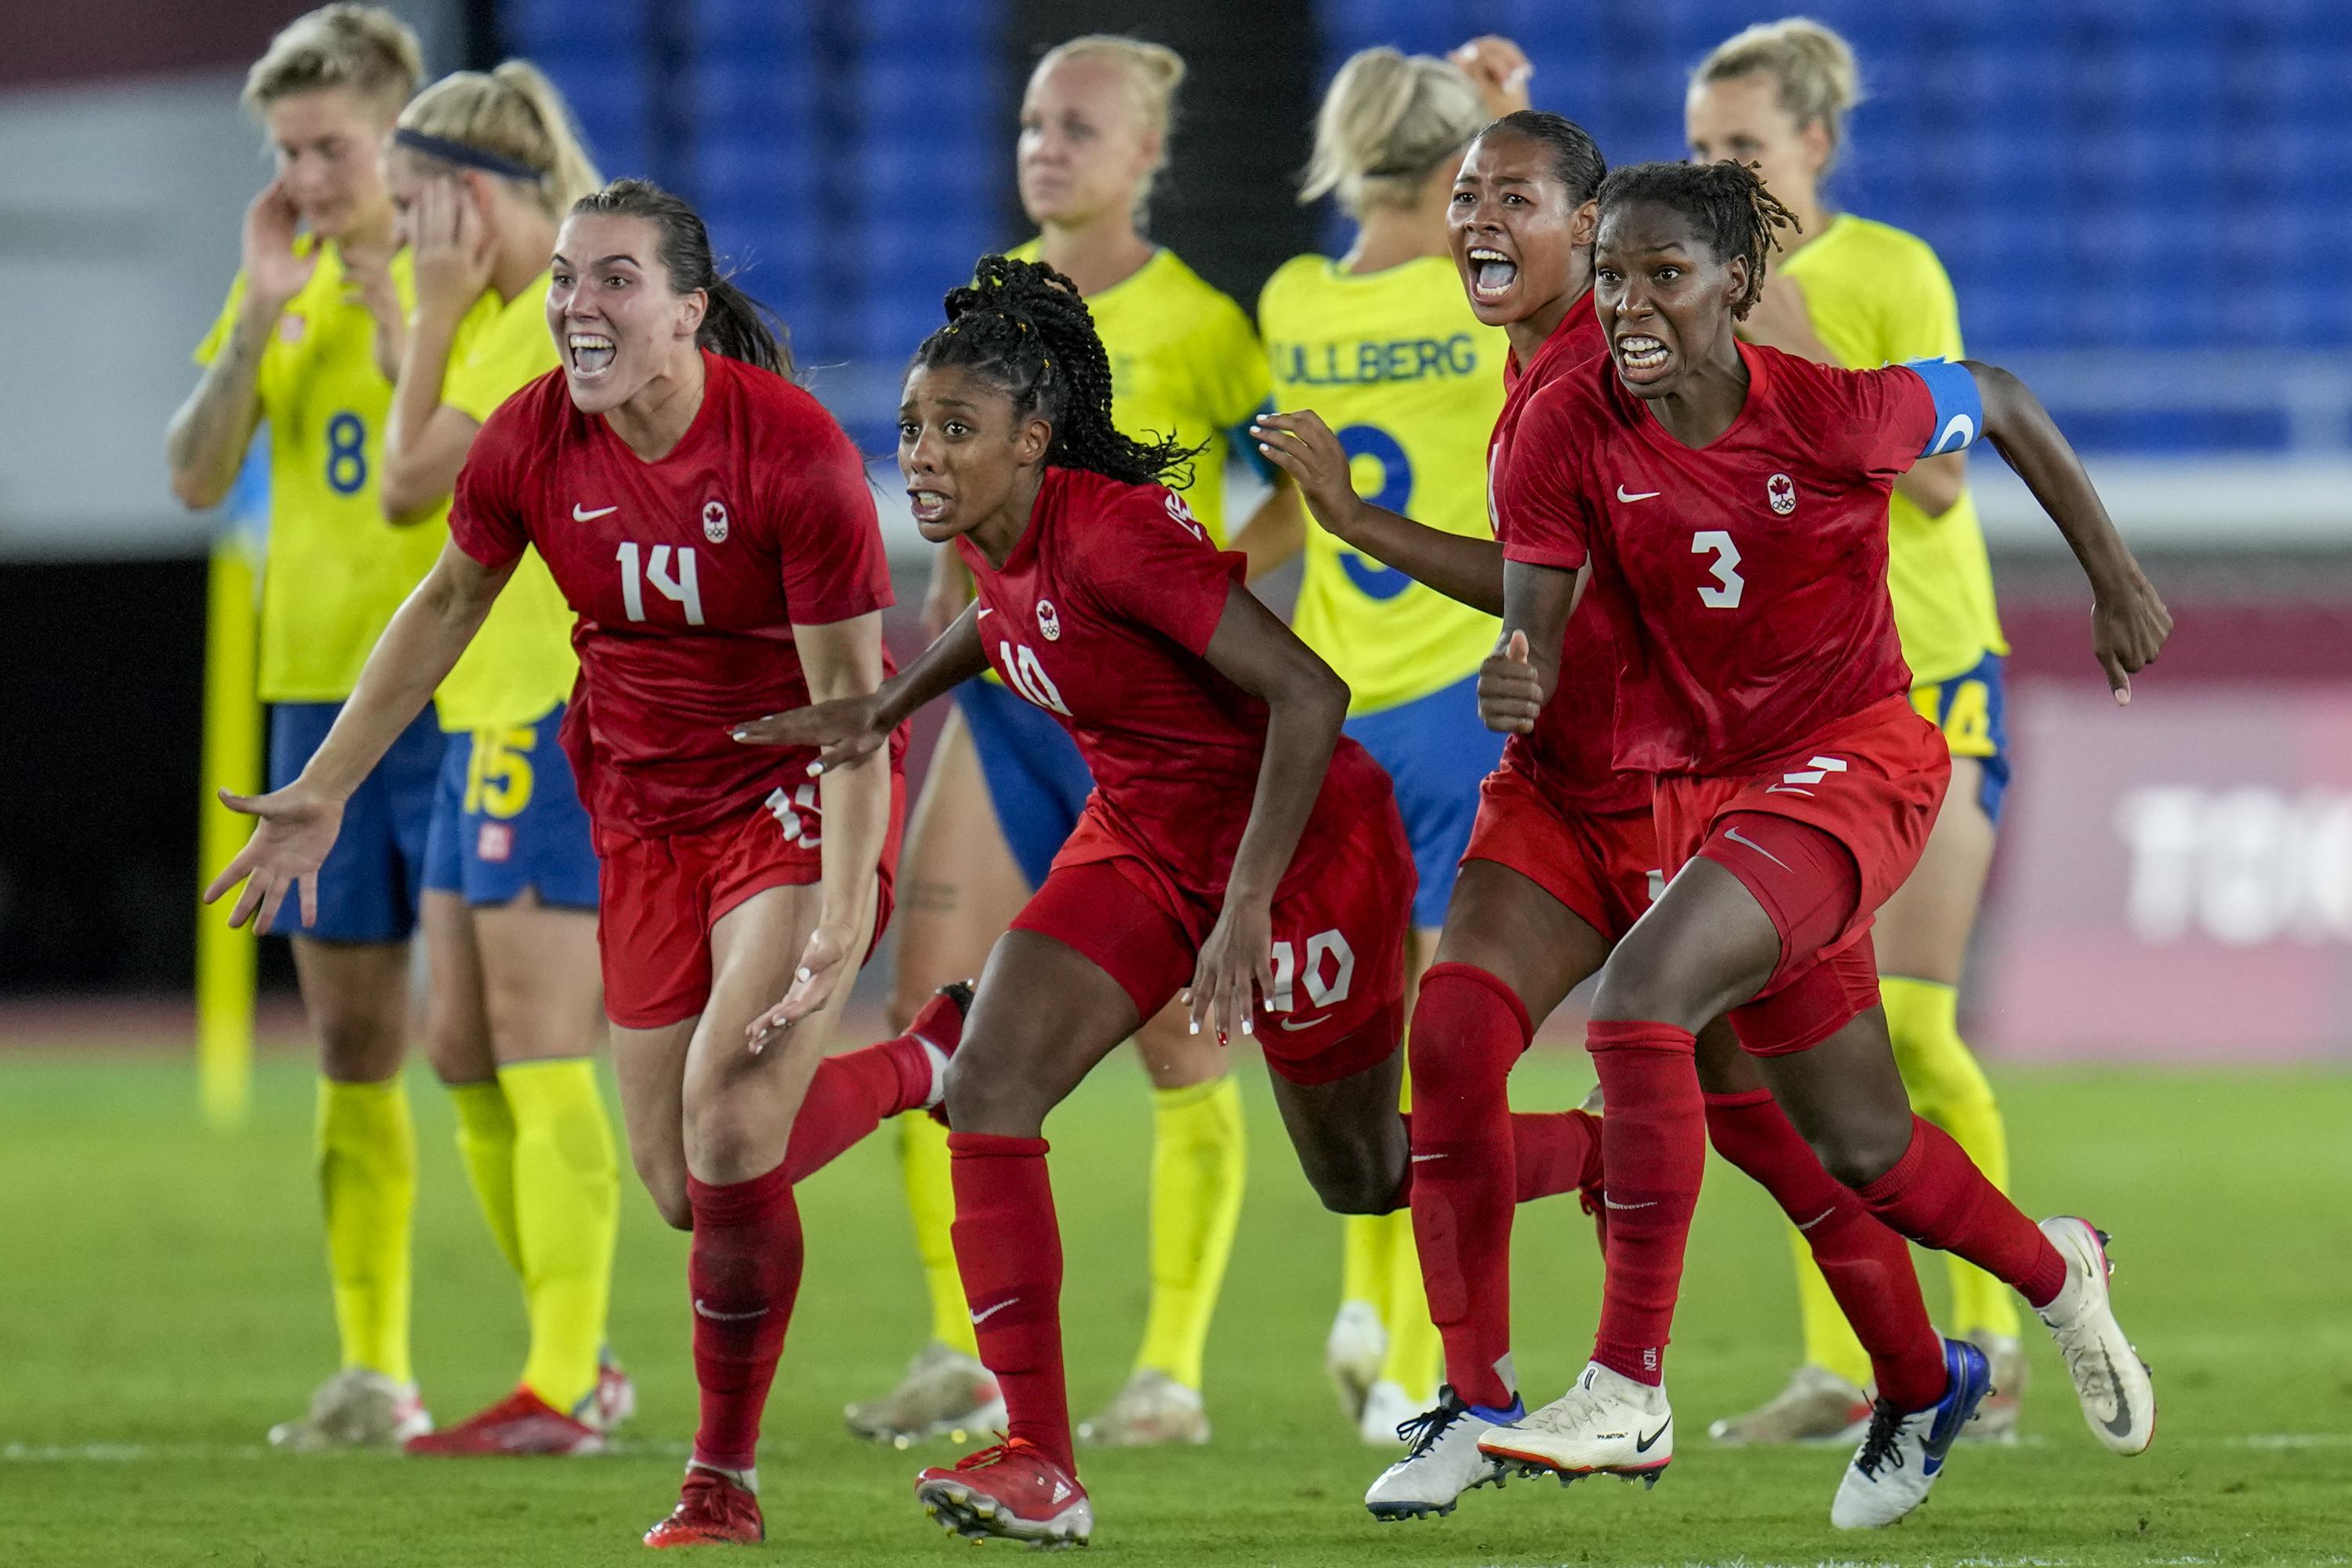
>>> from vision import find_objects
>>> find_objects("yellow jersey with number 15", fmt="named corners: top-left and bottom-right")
top-left (1009, 241), bottom-right (1266, 545)
top-left (431, 270), bottom-right (579, 732)
top-left (197, 240), bottom-right (445, 703)
top-left (1777, 214), bottom-right (2007, 686)
top-left (1261, 252), bottom-right (1507, 714)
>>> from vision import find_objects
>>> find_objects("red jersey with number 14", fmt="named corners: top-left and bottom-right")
top-left (955, 466), bottom-right (1392, 905)
top-left (1489, 291), bottom-right (1645, 814)
top-left (1500, 342), bottom-right (1944, 775)
top-left (451, 350), bottom-right (897, 837)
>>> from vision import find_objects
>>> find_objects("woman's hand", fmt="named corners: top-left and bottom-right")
top-left (2091, 570), bottom-right (2173, 705)
top-left (343, 244), bottom-right (407, 383)
top-left (1450, 35), bottom-right (1534, 118)
top-left (408, 178), bottom-right (496, 325)
top-left (241, 177), bottom-right (316, 316)
top-left (744, 921), bottom-right (857, 1053)
top-left (1250, 411), bottom-right (1364, 541)
top-left (1477, 629), bottom-right (1542, 734)
top-left (731, 694), bottom-right (892, 775)
top-left (1186, 895), bottom-right (1276, 1046)
top-left (202, 779), bottom-right (348, 931)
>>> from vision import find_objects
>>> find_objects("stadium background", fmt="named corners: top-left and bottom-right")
top-left (2, 3), bottom-right (2348, 1564)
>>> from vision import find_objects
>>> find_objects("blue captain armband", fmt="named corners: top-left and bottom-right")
top-left (1904, 357), bottom-right (1984, 457)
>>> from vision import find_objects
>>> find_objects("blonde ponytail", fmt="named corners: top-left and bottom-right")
top-left (1301, 46), bottom-right (1486, 216)
top-left (1032, 34), bottom-right (1188, 221)
top-left (396, 60), bottom-right (602, 216)
top-left (1693, 16), bottom-right (1863, 170)
top-left (243, 3), bottom-right (422, 117)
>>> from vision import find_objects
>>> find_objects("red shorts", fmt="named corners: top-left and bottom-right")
top-left (592, 773), bottom-right (907, 1030)
top-left (1462, 762), bottom-right (1658, 944)
top-left (1012, 797), bottom-right (1415, 1085)
top-left (1653, 697), bottom-right (1948, 1054)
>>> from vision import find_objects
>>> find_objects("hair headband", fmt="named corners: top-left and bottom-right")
top-left (392, 127), bottom-right (542, 183)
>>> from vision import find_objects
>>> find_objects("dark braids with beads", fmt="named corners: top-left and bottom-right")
top-left (913, 254), bottom-right (1204, 488)
top-left (1594, 158), bottom-right (1799, 319)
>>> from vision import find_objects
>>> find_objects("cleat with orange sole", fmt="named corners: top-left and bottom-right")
top-left (645, 1468), bottom-right (764, 1548)
top-left (405, 1386), bottom-right (604, 1457)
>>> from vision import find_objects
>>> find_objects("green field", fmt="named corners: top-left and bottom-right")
top-left (2, 1045), bottom-right (2347, 1566)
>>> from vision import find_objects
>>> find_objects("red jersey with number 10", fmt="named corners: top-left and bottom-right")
top-left (1499, 341), bottom-right (1943, 775)
top-left (1489, 291), bottom-right (1646, 814)
top-left (451, 350), bottom-right (896, 837)
top-left (955, 466), bottom-right (1392, 903)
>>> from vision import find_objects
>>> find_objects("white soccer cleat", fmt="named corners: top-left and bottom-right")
top-left (1363, 1386), bottom-right (1515, 1520)
top-left (844, 1342), bottom-right (1006, 1449)
top-left (1478, 1362), bottom-right (1673, 1486)
top-left (1959, 1333), bottom-right (2027, 1444)
top-left (1359, 1378), bottom-right (1426, 1446)
top-left (1708, 1363), bottom-right (1875, 1446)
top-left (267, 1368), bottom-right (431, 1452)
top-left (1076, 1368), bottom-right (1210, 1447)
top-left (2036, 1218), bottom-right (2155, 1455)
top-left (1325, 1299), bottom-right (1386, 1425)
top-left (1831, 1337), bottom-right (1992, 1529)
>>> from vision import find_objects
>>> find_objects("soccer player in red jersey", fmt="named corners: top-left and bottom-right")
top-left (206, 180), bottom-right (973, 1549)
top-left (1473, 159), bottom-right (2172, 1516)
top-left (1258, 112), bottom-right (1961, 1530)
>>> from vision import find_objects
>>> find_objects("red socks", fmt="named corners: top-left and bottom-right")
top-left (1858, 1116), bottom-right (2067, 1308)
top-left (1586, 1019), bottom-right (1705, 1387)
top-left (1704, 1089), bottom-right (1947, 1412)
top-left (780, 1029), bottom-right (941, 1184)
top-left (685, 1162), bottom-right (803, 1472)
top-left (949, 1131), bottom-right (1072, 1472)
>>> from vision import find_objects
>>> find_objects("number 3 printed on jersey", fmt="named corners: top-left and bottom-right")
top-left (615, 542), bottom-right (705, 626)
top-left (1691, 529), bottom-right (1744, 608)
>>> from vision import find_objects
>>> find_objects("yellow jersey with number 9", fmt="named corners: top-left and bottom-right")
top-left (1777, 214), bottom-right (2008, 687)
top-left (431, 270), bottom-right (578, 732)
top-left (196, 240), bottom-right (446, 704)
top-left (1009, 241), bottom-right (1266, 545)
top-left (1261, 253), bottom-right (1507, 713)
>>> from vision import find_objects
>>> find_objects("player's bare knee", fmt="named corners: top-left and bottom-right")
top-left (1810, 1116), bottom-right (1912, 1189)
top-left (632, 1151), bottom-right (691, 1229)
top-left (942, 1050), bottom-right (1045, 1135)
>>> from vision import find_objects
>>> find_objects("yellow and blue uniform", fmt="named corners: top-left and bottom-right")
top-left (957, 244), bottom-right (1269, 890)
top-left (198, 241), bottom-right (448, 945)
top-left (419, 271), bottom-right (599, 913)
top-left (1260, 252), bottom-right (1508, 926)
top-left (1775, 212), bottom-right (2021, 1367)
top-left (1780, 214), bottom-right (2012, 822)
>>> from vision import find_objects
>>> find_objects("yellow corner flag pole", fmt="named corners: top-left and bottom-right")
top-left (197, 508), bottom-right (263, 1131)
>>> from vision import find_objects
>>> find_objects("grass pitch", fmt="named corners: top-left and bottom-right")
top-left (2, 1042), bottom-right (2347, 1566)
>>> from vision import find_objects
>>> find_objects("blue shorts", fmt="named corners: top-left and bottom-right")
top-left (1343, 673), bottom-right (1506, 928)
top-left (1911, 652), bottom-right (2012, 826)
top-left (954, 676), bottom-right (1094, 892)
top-left (266, 701), bottom-right (445, 942)
top-left (423, 702), bottom-right (601, 910)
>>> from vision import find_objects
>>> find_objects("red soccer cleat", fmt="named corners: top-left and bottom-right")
top-left (915, 1438), bottom-right (1093, 1547)
top-left (644, 1468), bottom-right (764, 1548)
top-left (403, 1386), bottom-right (604, 1456)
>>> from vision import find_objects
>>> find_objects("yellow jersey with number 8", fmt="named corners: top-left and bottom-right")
top-left (196, 240), bottom-right (445, 704)
top-left (1776, 214), bottom-right (2007, 686)
top-left (1009, 242), bottom-right (1266, 545)
top-left (431, 270), bottom-right (578, 732)
top-left (1261, 253), bottom-right (1507, 713)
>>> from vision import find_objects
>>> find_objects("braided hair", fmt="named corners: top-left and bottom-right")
top-left (912, 254), bottom-right (1203, 488)
top-left (1593, 159), bottom-right (1798, 318)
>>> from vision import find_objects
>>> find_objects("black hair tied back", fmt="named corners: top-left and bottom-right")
top-left (913, 255), bottom-right (1202, 488)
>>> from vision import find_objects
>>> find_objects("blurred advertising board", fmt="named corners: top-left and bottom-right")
top-left (1980, 684), bottom-right (2352, 1061)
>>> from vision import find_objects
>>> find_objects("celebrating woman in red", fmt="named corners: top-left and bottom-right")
top-left (1473, 158), bottom-right (2169, 1509)
top-left (207, 180), bottom-right (971, 1550)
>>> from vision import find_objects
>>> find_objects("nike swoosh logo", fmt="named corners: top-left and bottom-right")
top-left (1795, 1206), bottom-right (1838, 1232)
top-left (1634, 1419), bottom-right (1669, 1453)
top-left (692, 1298), bottom-right (767, 1323)
top-left (971, 1298), bottom-right (1018, 1325)
top-left (1721, 825), bottom-right (1790, 869)
top-left (1410, 1152), bottom-right (1447, 1163)
top-left (1276, 1013), bottom-right (1331, 1032)
top-left (1763, 784), bottom-right (1813, 796)
top-left (976, 606), bottom-right (994, 619)
top-left (1617, 486), bottom-right (1660, 502)
top-left (2099, 1350), bottom-right (2137, 1439)
top-left (1603, 1197), bottom-right (1657, 1211)
top-left (572, 504), bottom-right (617, 521)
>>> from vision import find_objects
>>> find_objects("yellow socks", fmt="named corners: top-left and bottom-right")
top-left (1339, 1211), bottom-right (1392, 1315)
top-left (448, 1081), bottom-right (523, 1276)
top-left (902, 1112), bottom-right (978, 1356)
top-left (1373, 1209), bottom-right (1443, 1404)
top-left (317, 1076), bottom-right (416, 1385)
top-left (499, 1058), bottom-right (620, 1414)
top-left (1883, 977), bottom-right (2020, 1343)
top-left (1135, 1075), bottom-right (1247, 1392)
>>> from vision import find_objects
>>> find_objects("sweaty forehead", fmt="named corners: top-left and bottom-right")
top-left (1597, 200), bottom-right (1711, 259)
top-left (1461, 130), bottom-right (1552, 187)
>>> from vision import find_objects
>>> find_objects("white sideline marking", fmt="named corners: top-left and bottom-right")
top-left (1, 1438), bottom-right (691, 1463)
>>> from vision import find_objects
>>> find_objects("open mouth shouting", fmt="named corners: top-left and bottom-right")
top-left (567, 331), bottom-right (616, 378)
top-left (908, 487), bottom-right (951, 527)
top-left (1466, 245), bottom-right (1519, 306)
top-left (1614, 332), bottom-right (1671, 376)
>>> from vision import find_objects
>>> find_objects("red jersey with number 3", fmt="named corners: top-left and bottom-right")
top-left (1499, 341), bottom-right (1944, 775)
top-left (1488, 291), bottom-right (1646, 813)
top-left (450, 350), bottom-right (896, 837)
top-left (956, 466), bottom-right (1392, 903)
